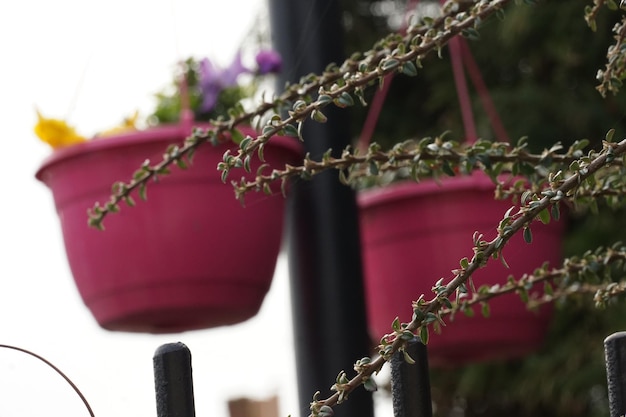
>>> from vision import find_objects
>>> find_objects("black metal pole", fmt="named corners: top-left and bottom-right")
top-left (268, 2), bottom-right (374, 417)
top-left (390, 340), bottom-right (433, 417)
top-left (605, 332), bottom-right (626, 417)
top-left (153, 342), bottom-right (196, 417)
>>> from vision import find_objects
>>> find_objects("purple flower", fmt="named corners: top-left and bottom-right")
top-left (255, 49), bottom-right (282, 75)
top-left (199, 51), bottom-right (251, 112)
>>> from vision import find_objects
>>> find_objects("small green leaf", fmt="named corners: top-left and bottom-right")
top-left (402, 349), bottom-right (416, 365)
top-left (442, 161), bottom-right (456, 177)
top-left (500, 252), bottom-right (510, 269)
top-left (523, 227), bottom-right (533, 244)
top-left (419, 326), bottom-right (429, 345)
top-left (606, 128), bottom-right (616, 143)
top-left (544, 281), bottom-right (554, 296)
top-left (239, 136), bottom-right (253, 151)
top-left (357, 356), bottom-right (371, 366)
top-left (311, 109), bottom-right (328, 123)
top-left (335, 92), bottom-right (354, 108)
top-left (538, 208), bottom-right (551, 224)
top-left (369, 161), bottom-right (379, 175)
top-left (461, 27), bottom-right (480, 41)
top-left (421, 16), bottom-right (434, 26)
top-left (186, 148), bottom-right (196, 164)
top-left (230, 128), bottom-right (244, 145)
top-left (88, 216), bottom-right (105, 231)
top-left (254, 164), bottom-right (268, 178)
top-left (610, 77), bottom-right (623, 90)
top-left (175, 158), bottom-right (188, 170)
top-left (138, 183), bottom-right (147, 201)
top-left (283, 124), bottom-right (299, 137)
top-left (317, 94), bottom-right (332, 105)
top-left (423, 312), bottom-right (438, 324)
top-left (551, 204), bottom-right (560, 221)
top-left (401, 61), bottom-right (418, 77)
top-left (106, 202), bottom-right (120, 213)
top-left (392, 317), bottom-right (401, 332)
top-left (157, 166), bottom-right (171, 175)
top-left (319, 405), bottom-right (334, 417)
top-left (381, 58), bottom-right (399, 71)
top-left (400, 330), bottom-right (415, 341)
top-left (363, 378), bottom-right (378, 392)
top-left (518, 287), bottom-right (529, 304)
top-left (123, 195), bottom-right (135, 207)
top-left (481, 302), bottom-right (491, 318)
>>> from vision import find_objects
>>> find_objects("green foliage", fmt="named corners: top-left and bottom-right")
top-left (148, 57), bottom-right (255, 125)
top-left (335, 2), bottom-right (626, 416)
top-left (85, 3), bottom-right (626, 416)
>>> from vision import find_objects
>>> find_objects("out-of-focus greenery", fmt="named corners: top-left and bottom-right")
top-left (340, 1), bottom-right (626, 415)
top-left (342, 0), bottom-right (626, 152)
top-left (149, 57), bottom-right (254, 125)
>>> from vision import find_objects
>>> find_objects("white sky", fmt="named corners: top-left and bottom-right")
top-left (0, 1), bottom-right (308, 417)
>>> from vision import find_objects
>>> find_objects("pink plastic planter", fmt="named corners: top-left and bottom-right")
top-left (358, 172), bottom-right (565, 366)
top-left (36, 124), bottom-right (302, 333)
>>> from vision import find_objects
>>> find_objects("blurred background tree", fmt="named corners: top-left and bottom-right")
top-left (339, 1), bottom-right (626, 415)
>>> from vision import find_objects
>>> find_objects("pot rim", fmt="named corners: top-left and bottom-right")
top-left (357, 172), bottom-right (501, 208)
top-left (35, 123), bottom-right (303, 182)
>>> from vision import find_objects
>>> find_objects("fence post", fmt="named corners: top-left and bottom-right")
top-left (390, 340), bottom-right (433, 417)
top-left (605, 332), bottom-right (626, 417)
top-left (153, 342), bottom-right (196, 417)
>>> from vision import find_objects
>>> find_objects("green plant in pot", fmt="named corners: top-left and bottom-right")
top-left (35, 48), bottom-right (303, 334)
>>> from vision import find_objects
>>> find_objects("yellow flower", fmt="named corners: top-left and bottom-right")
top-left (98, 111), bottom-right (139, 137)
top-left (34, 110), bottom-right (87, 149)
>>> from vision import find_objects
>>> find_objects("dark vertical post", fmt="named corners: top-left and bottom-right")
top-left (268, 2), bottom-right (374, 417)
top-left (605, 332), bottom-right (626, 417)
top-left (154, 342), bottom-right (196, 417)
top-left (390, 340), bottom-right (433, 417)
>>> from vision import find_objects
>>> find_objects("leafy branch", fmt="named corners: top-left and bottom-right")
top-left (230, 135), bottom-right (585, 200)
top-left (87, 0), bottom-right (512, 229)
top-left (78, 0), bottom-right (626, 414)
top-left (307, 137), bottom-right (626, 417)
top-left (586, 0), bottom-right (626, 95)
top-left (313, 240), bottom-right (626, 417)
top-left (442, 242), bottom-right (626, 321)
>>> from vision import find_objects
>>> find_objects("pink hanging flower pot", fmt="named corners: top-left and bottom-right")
top-left (358, 171), bottom-right (565, 366)
top-left (36, 124), bottom-right (302, 333)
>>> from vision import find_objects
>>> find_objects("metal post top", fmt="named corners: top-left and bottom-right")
top-left (154, 342), bottom-right (190, 357)
top-left (605, 332), bottom-right (626, 344)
